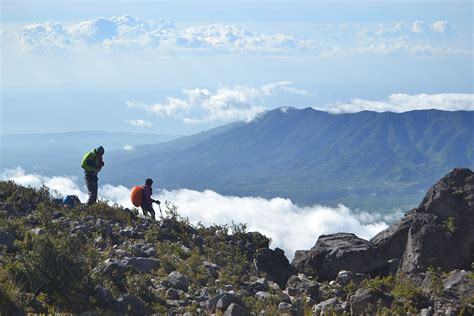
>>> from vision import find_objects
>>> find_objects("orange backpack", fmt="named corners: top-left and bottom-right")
top-left (131, 186), bottom-right (143, 207)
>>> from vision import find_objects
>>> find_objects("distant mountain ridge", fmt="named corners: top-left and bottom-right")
top-left (105, 108), bottom-right (474, 211)
top-left (1, 131), bottom-right (180, 176)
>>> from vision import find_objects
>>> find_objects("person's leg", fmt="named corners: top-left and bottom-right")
top-left (141, 205), bottom-right (148, 217)
top-left (86, 174), bottom-right (98, 205)
top-left (142, 204), bottom-right (155, 219)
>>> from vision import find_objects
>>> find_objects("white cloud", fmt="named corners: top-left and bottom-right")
top-left (352, 20), bottom-right (462, 55)
top-left (123, 144), bottom-right (135, 151)
top-left (432, 21), bottom-right (449, 33)
top-left (1, 167), bottom-right (396, 259)
top-left (132, 81), bottom-right (310, 124)
top-left (1, 167), bottom-right (87, 201)
top-left (126, 119), bottom-right (152, 128)
top-left (321, 93), bottom-right (474, 114)
top-left (17, 15), bottom-right (304, 54)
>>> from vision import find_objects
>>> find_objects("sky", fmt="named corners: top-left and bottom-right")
top-left (1, 0), bottom-right (473, 135)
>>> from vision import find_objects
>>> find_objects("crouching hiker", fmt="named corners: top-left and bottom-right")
top-left (131, 178), bottom-right (162, 219)
top-left (81, 146), bottom-right (105, 205)
top-left (141, 178), bottom-right (161, 219)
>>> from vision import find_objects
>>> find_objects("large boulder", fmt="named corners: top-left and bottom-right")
top-left (291, 233), bottom-right (386, 281)
top-left (254, 247), bottom-right (295, 288)
top-left (370, 214), bottom-right (414, 260)
top-left (400, 168), bottom-right (474, 273)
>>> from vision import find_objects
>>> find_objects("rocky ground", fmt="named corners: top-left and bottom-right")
top-left (0, 168), bottom-right (473, 315)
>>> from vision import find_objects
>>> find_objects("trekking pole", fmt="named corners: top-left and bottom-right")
top-left (157, 201), bottom-right (163, 218)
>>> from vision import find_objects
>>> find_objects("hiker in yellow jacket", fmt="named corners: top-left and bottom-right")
top-left (81, 146), bottom-right (105, 205)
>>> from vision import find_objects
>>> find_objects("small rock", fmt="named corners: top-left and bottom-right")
top-left (335, 270), bottom-right (368, 286)
top-left (123, 257), bottom-right (160, 273)
top-left (225, 303), bottom-right (248, 316)
top-left (101, 259), bottom-right (128, 283)
top-left (216, 293), bottom-right (243, 312)
top-left (312, 298), bottom-right (343, 315)
top-left (168, 271), bottom-right (189, 291)
top-left (278, 302), bottom-right (292, 311)
top-left (30, 227), bottom-right (45, 236)
top-left (204, 261), bottom-right (220, 279)
top-left (349, 287), bottom-right (392, 314)
top-left (255, 291), bottom-right (271, 300)
top-left (205, 292), bottom-right (226, 313)
top-left (95, 287), bottom-right (113, 306)
top-left (166, 288), bottom-right (181, 300)
top-left (115, 294), bottom-right (147, 315)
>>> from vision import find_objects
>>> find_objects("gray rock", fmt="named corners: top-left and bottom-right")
top-left (349, 287), bottom-right (393, 314)
top-left (278, 302), bottom-right (292, 311)
top-left (292, 233), bottom-right (386, 281)
top-left (72, 225), bottom-right (91, 235)
top-left (101, 259), bottom-right (128, 283)
top-left (285, 274), bottom-right (320, 300)
top-left (204, 261), bottom-right (220, 279)
top-left (168, 271), bottom-right (189, 291)
top-left (400, 168), bottom-right (474, 273)
top-left (225, 303), bottom-right (248, 316)
top-left (312, 298), bottom-right (343, 315)
top-left (335, 270), bottom-right (368, 286)
top-left (0, 230), bottom-right (16, 252)
top-left (205, 292), bottom-right (226, 313)
top-left (419, 307), bottom-right (433, 316)
top-left (122, 257), bottom-right (160, 273)
top-left (95, 287), bottom-right (113, 306)
top-left (246, 278), bottom-right (270, 294)
top-left (115, 294), bottom-right (147, 315)
top-left (30, 228), bottom-right (45, 236)
top-left (370, 214), bottom-right (414, 260)
top-left (255, 291), bottom-right (271, 300)
top-left (216, 293), bottom-right (243, 312)
top-left (443, 270), bottom-right (473, 299)
top-left (166, 288), bottom-right (181, 300)
top-left (386, 258), bottom-right (400, 275)
top-left (254, 247), bottom-right (295, 288)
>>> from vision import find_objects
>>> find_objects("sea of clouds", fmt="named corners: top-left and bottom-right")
top-left (1, 167), bottom-right (401, 259)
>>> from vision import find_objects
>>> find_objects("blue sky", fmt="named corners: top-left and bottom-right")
top-left (1, 0), bottom-right (473, 134)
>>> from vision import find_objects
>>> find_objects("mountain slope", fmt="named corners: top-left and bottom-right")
top-left (105, 108), bottom-right (474, 210)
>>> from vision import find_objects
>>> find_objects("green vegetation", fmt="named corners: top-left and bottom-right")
top-left (443, 216), bottom-right (456, 235)
top-left (0, 181), bottom-right (272, 314)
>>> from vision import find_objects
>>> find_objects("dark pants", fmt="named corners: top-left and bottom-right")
top-left (141, 203), bottom-right (155, 219)
top-left (85, 173), bottom-right (98, 205)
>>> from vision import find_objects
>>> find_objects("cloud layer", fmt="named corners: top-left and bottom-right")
top-left (128, 81), bottom-right (310, 124)
top-left (322, 93), bottom-right (474, 114)
top-left (12, 16), bottom-right (468, 56)
top-left (17, 15), bottom-right (303, 53)
top-left (1, 167), bottom-right (396, 259)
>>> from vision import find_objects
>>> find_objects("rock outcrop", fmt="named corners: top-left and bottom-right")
top-left (372, 168), bottom-right (474, 273)
top-left (291, 233), bottom-right (387, 281)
